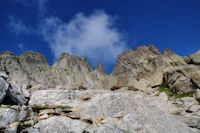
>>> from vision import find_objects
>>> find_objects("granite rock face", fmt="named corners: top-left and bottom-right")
top-left (107, 45), bottom-right (186, 90)
top-left (1, 45), bottom-right (200, 132)
top-left (19, 51), bottom-right (50, 87)
top-left (0, 52), bottom-right (30, 88)
top-left (50, 53), bottom-right (106, 89)
top-left (0, 45), bottom-right (189, 91)
top-left (0, 51), bottom-right (108, 90)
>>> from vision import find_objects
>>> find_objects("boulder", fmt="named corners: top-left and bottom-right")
top-left (7, 84), bottom-right (28, 105)
top-left (0, 108), bottom-right (18, 128)
top-left (189, 50), bottom-right (200, 65)
top-left (195, 89), bottom-right (200, 99)
top-left (173, 76), bottom-right (194, 94)
top-left (164, 70), bottom-right (195, 94)
top-left (181, 97), bottom-right (198, 110)
top-left (0, 77), bottom-right (9, 103)
top-left (188, 105), bottom-right (200, 112)
top-left (191, 71), bottom-right (200, 88)
top-left (4, 122), bottom-right (19, 133)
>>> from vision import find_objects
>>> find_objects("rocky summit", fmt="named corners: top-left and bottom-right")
top-left (0, 45), bottom-right (200, 133)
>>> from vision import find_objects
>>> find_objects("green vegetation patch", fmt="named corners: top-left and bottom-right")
top-left (15, 57), bottom-right (21, 65)
top-left (169, 62), bottom-right (179, 67)
top-left (147, 58), bottom-right (153, 64)
top-left (158, 82), bottom-right (193, 98)
top-left (184, 57), bottom-right (190, 64)
top-left (56, 105), bottom-right (73, 109)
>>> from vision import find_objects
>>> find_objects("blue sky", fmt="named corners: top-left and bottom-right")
top-left (0, 0), bottom-right (200, 73)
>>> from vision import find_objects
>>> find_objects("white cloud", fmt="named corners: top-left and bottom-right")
top-left (8, 16), bottom-right (32, 36)
top-left (41, 11), bottom-right (128, 71)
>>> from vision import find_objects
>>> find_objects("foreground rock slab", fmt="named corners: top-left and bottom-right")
top-left (29, 89), bottom-right (107, 108)
top-left (26, 116), bottom-right (95, 133)
top-left (27, 90), bottom-right (198, 133)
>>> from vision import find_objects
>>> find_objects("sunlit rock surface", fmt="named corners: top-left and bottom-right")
top-left (0, 45), bottom-right (200, 132)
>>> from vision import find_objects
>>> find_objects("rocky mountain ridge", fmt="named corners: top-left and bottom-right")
top-left (0, 45), bottom-right (200, 132)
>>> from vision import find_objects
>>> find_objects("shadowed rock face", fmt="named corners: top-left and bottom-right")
top-left (0, 77), bottom-right (8, 103)
top-left (20, 51), bottom-right (48, 65)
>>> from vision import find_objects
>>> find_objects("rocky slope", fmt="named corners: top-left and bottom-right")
top-left (0, 45), bottom-right (200, 133)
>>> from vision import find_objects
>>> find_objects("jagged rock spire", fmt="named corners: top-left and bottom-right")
top-left (95, 62), bottom-right (106, 74)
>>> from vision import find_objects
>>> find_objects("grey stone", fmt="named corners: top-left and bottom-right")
top-left (0, 51), bottom-right (30, 88)
top-left (1, 48), bottom-right (200, 132)
top-left (191, 71), bottom-right (200, 89)
top-left (181, 97), bottom-right (198, 110)
top-left (164, 70), bottom-right (195, 94)
top-left (188, 105), bottom-right (200, 112)
top-left (29, 89), bottom-right (106, 108)
top-left (0, 108), bottom-right (18, 128)
top-left (0, 72), bottom-right (8, 79)
top-left (19, 106), bottom-right (27, 122)
top-left (26, 116), bottom-right (94, 133)
top-left (5, 127), bottom-right (17, 133)
top-left (74, 92), bottom-right (136, 119)
top-left (178, 115), bottom-right (200, 129)
top-left (0, 77), bottom-right (9, 103)
top-left (195, 89), bottom-right (200, 99)
top-left (96, 125), bottom-right (125, 133)
top-left (7, 84), bottom-right (28, 105)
